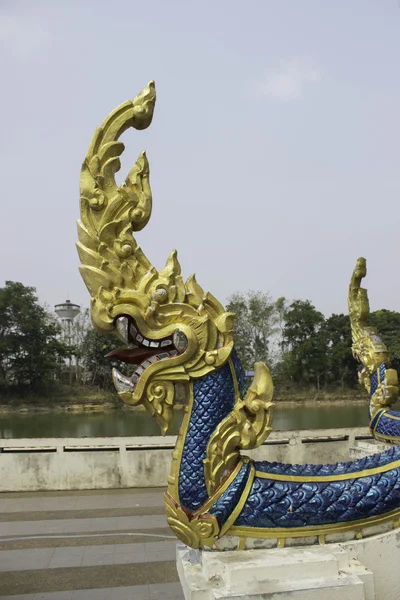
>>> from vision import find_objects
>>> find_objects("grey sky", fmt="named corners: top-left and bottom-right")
top-left (1, 0), bottom-right (399, 318)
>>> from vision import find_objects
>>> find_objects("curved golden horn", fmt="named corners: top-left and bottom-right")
top-left (348, 257), bottom-right (389, 370)
top-left (76, 82), bottom-right (157, 327)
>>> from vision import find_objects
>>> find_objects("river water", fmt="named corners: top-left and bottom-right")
top-left (0, 401), bottom-right (385, 439)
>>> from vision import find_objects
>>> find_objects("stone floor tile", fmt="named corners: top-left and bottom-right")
top-left (112, 553), bottom-right (142, 565)
top-left (0, 595), bottom-right (35, 600)
top-left (83, 544), bottom-right (115, 555)
top-left (48, 555), bottom-right (83, 568)
top-left (29, 548), bottom-right (55, 558)
top-left (113, 542), bottom-right (145, 554)
top-left (81, 553), bottom-right (114, 567)
top-left (110, 586), bottom-right (149, 600)
top-left (72, 589), bottom-right (111, 600)
top-left (0, 547), bottom-right (55, 571)
top-left (144, 541), bottom-right (174, 551)
top-left (0, 554), bottom-right (51, 571)
top-left (0, 514), bottom-right (168, 537)
top-left (34, 593), bottom-right (73, 599)
top-left (149, 583), bottom-right (184, 599)
top-left (144, 545), bottom-right (176, 563)
top-left (53, 547), bottom-right (85, 558)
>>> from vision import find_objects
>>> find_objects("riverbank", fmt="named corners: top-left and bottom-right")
top-left (0, 386), bottom-right (119, 413)
top-left (0, 385), bottom-right (369, 413)
top-left (274, 387), bottom-right (368, 406)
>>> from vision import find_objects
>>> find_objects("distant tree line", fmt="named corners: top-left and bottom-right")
top-left (1, 281), bottom-right (400, 397)
top-left (227, 292), bottom-right (400, 391)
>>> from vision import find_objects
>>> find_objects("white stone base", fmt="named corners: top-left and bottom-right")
top-left (177, 544), bottom-right (374, 599)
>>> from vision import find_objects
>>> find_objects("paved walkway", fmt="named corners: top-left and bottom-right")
top-left (0, 488), bottom-right (184, 599)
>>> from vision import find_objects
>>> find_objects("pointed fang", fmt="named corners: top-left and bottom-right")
top-left (115, 317), bottom-right (129, 343)
top-left (112, 368), bottom-right (134, 393)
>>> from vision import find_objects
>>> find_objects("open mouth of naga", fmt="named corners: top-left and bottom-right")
top-left (105, 316), bottom-right (188, 394)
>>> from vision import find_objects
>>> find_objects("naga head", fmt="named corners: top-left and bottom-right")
top-left (348, 257), bottom-right (398, 412)
top-left (348, 257), bottom-right (390, 370)
top-left (77, 82), bottom-right (235, 433)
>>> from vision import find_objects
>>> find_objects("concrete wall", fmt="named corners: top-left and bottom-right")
top-left (0, 427), bottom-right (372, 492)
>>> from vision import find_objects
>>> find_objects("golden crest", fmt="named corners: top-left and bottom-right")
top-left (348, 258), bottom-right (398, 413)
top-left (77, 82), bottom-right (235, 433)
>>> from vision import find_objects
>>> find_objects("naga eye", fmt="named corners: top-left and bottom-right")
top-left (153, 288), bottom-right (168, 303)
top-left (173, 330), bottom-right (188, 353)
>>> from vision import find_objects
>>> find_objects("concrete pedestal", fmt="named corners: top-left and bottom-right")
top-left (177, 544), bottom-right (374, 600)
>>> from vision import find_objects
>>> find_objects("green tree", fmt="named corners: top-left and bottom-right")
top-left (227, 291), bottom-right (281, 369)
top-left (282, 300), bottom-right (327, 389)
top-left (323, 314), bottom-right (357, 388)
top-left (369, 310), bottom-right (400, 372)
top-left (226, 292), bottom-right (253, 369)
top-left (0, 281), bottom-right (69, 389)
top-left (274, 296), bottom-right (288, 353)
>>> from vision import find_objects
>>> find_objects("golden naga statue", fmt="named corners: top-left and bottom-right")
top-left (348, 258), bottom-right (400, 442)
top-left (78, 82), bottom-right (400, 550)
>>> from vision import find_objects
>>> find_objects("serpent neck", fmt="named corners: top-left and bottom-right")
top-left (167, 349), bottom-right (246, 512)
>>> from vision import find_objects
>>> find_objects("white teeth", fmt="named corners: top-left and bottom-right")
top-left (112, 336), bottom-right (181, 392)
top-left (112, 368), bottom-right (134, 393)
top-left (115, 317), bottom-right (129, 343)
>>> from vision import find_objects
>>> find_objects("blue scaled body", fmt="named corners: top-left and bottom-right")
top-left (178, 350), bottom-right (400, 534)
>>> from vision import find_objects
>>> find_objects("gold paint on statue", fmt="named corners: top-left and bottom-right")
top-left (204, 362), bottom-right (274, 495)
top-left (164, 492), bottom-right (220, 549)
top-left (77, 82), bottom-right (235, 435)
top-left (77, 83), bottom-right (260, 548)
top-left (238, 537), bottom-right (246, 550)
top-left (348, 258), bottom-right (398, 416)
top-left (167, 390), bottom-right (195, 504)
top-left (255, 456), bottom-right (400, 482)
